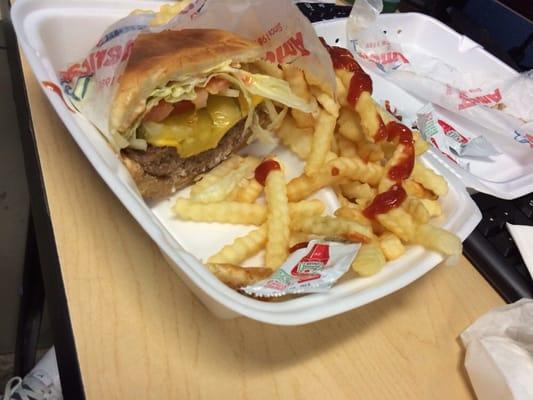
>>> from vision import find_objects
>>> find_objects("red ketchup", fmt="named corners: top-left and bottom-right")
top-left (363, 184), bottom-right (407, 219)
top-left (289, 241), bottom-right (309, 253)
top-left (385, 121), bottom-right (415, 181)
top-left (254, 159), bottom-right (281, 186)
top-left (347, 71), bottom-right (373, 107)
top-left (319, 37), bottom-right (374, 107)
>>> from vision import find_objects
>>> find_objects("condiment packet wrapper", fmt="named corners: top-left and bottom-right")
top-left (242, 240), bottom-right (360, 297)
top-left (416, 103), bottom-right (499, 169)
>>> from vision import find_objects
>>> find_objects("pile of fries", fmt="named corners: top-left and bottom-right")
top-left (171, 48), bottom-right (462, 293)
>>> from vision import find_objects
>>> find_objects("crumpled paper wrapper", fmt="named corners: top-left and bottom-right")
top-left (460, 299), bottom-right (533, 400)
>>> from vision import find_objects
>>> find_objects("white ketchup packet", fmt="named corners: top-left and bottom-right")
top-left (416, 103), bottom-right (500, 170)
top-left (243, 240), bottom-right (360, 297)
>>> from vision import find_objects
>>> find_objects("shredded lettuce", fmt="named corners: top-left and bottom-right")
top-left (128, 61), bottom-right (316, 144)
top-left (234, 70), bottom-right (315, 113)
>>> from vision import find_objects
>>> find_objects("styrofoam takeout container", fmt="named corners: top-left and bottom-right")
top-left (12, 0), bottom-right (482, 325)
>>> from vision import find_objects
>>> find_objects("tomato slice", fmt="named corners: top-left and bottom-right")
top-left (170, 100), bottom-right (195, 116)
top-left (143, 100), bottom-right (196, 122)
top-left (143, 101), bottom-right (174, 122)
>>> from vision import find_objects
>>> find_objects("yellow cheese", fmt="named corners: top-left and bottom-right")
top-left (142, 96), bottom-right (243, 157)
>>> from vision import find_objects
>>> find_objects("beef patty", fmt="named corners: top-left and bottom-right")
top-left (121, 119), bottom-right (250, 200)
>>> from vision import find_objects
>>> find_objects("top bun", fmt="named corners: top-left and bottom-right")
top-left (110, 29), bottom-right (262, 136)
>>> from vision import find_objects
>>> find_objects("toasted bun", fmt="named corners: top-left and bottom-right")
top-left (110, 29), bottom-right (262, 136)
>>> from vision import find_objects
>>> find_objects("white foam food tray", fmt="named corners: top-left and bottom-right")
top-left (12, 0), bottom-right (481, 325)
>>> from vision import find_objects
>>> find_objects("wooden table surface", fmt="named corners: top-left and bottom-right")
top-left (20, 52), bottom-right (505, 399)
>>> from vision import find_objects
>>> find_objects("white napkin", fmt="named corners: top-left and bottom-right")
top-left (507, 223), bottom-right (533, 278)
top-left (460, 299), bottom-right (533, 400)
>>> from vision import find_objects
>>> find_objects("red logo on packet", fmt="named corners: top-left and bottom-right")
top-left (437, 120), bottom-right (468, 144)
top-left (264, 32), bottom-right (310, 64)
top-left (290, 243), bottom-right (330, 283)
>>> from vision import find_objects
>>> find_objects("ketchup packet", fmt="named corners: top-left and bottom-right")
top-left (242, 240), bottom-right (360, 297)
top-left (417, 103), bottom-right (500, 169)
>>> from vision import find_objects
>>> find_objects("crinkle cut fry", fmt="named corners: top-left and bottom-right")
top-left (206, 263), bottom-right (272, 289)
top-left (264, 169), bottom-right (290, 270)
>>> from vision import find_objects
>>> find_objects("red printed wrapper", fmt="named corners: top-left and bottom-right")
top-left (416, 103), bottom-right (499, 169)
top-left (242, 240), bottom-right (360, 297)
top-left (347, 0), bottom-right (533, 156)
top-left (58, 0), bottom-right (336, 151)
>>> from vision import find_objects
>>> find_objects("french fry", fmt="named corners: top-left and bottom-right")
top-left (402, 197), bottom-right (430, 224)
top-left (333, 185), bottom-right (353, 208)
top-left (375, 102), bottom-right (397, 124)
top-left (329, 157), bottom-right (384, 186)
top-left (337, 107), bottom-right (363, 142)
top-left (334, 206), bottom-right (372, 227)
top-left (376, 208), bottom-right (415, 242)
top-left (227, 178), bottom-right (263, 203)
top-left (207, 225), bottom-right (267, 264)
top-left (190, 156), bottom-right (260, 203)
top-left (379, 232), bottom-right (405, 261)
top-left (340, 182), bottom-right (376, 200)
top-left (337, 134), bottom-right (359, 158)
top-left (287, 170), bottom-right (345, 202)
top-left (289, 200), bottom-right (326, 217)
top-left (189, 155), bottom-right (242, 197)
top-left (419, 199), bottom-right (443, 218)
top-left (264, 168), bottom-right (290, 270)
top-left (413, 130), bottom-right (429, 155)
top-left (282, 64), bottom-right (315, 128)
top-left (335, 75), bottom-right (347, 107)
top-left (174, 198), bottom-right (265, 224)
top-left (291, 215), bottom-right (374, 243)
top-left (335, 69), bottom-right (353, 92)
top-left (310, 87), bottom-right (340, 118)
top-left (357, 140), bottom-right (385, 163)
top-left (355, 91), bottom-right (384, 143)
top-left (403, 179), bottom-right (436, 200)
top-left (351, 243), bottom-right (386, 276)
top-left (305, 109), bottom-right (337, 176)
top-left (276, 115), bottom-right (313, 159)
top-left (411, 162), bottom-right (448, 197)
top-left (331, 132), bottom-right (340, 155)
top-left (206, 263), bottom-right (272, 289)
top-left (174, 199), bottom-right (324, 225)
top-left (378, 141), bottom-right (412, 193)
top-left (411, 224), bottom-right (462, 256)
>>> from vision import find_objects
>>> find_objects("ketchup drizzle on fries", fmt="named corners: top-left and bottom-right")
top-left (255, 159), bottom-right (281, 186)
top-left (363, 184), bottom-right (407, 219)
top-left (386, 121), bottom-right (415, 181)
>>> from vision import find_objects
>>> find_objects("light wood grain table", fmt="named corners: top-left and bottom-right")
top-left (15, 37), bottom-right (506, 400)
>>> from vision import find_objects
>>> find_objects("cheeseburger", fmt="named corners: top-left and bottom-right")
top-left (110, 29), bottom-right (315, 200)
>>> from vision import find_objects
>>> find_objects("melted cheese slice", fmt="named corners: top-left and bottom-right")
top-left (142, 95), bottom-right (264, 158)
top-left (142, 96), bottom-right (243, 158)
